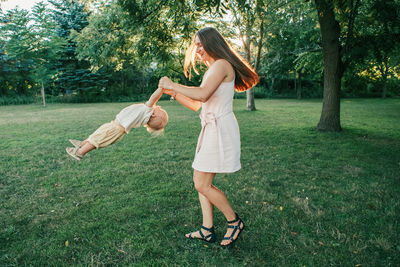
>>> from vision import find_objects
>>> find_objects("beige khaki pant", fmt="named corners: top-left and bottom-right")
top-left (87, 120), bottom-right (126, 149)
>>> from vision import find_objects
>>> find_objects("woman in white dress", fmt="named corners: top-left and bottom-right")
top-left (159, 27), bottom-right (259, 247)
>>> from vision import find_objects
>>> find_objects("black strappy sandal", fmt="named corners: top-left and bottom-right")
top-left (186, 225), bottom-right (216, 243)
top-left (221, 213), bottom-right (245, 247)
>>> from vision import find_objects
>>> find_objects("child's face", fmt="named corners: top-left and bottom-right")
top-left (148, 106), bottom-right (168, 130)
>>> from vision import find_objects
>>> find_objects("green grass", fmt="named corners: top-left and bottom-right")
top-left (0, 99), bottom-right (399, 266)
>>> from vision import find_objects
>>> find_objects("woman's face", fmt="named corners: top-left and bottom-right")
top-left (195, 35), bottom-right (211, 63)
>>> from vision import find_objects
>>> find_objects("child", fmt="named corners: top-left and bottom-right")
top-left (66, 88), bottom-right (168, 161)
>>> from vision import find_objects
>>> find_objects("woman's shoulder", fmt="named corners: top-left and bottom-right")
top-left (211, 59), bottom-right (234, 81)
top-left (210, 59), bottom-right (234, 74)
top-left (214, 58), bottom-right (232, 68)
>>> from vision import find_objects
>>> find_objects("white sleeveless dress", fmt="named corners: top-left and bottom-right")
top-left (192, 72), bottom-right (241, 173)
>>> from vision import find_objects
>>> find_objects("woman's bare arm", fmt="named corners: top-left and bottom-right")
top-left (159, 60), bottom-right (231, 103)
top-left (163, 89), bottom-right (201, 112)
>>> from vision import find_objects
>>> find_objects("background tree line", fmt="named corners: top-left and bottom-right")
top-left (0, 1), bottom-right (399, 119)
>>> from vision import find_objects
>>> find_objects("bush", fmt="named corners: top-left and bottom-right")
top-left (0, 95), bottom-right (39, 105)
top-left (0, 91), bottom-right (172, 106)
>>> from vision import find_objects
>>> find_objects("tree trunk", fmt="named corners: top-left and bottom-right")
top-left (244, 16), bottom-right (260, 111)
top-left (246, 89), bottom-right (256, 110)
top-left (245, 41), bottom-right (256, 111)
top-left (381, 61), bottom-right (388, 99)
top-left (254, 14), bottom-right (264, 72)
top-left (246, 17), bottom-right (264, 112)
top-left (382, 73), bottom-right (387, 99)
top-left (271, 77), bottom-right (275, 92)
top-left (315, 0), bottom-right (342, 132)
top-left (41, 82), bottom-right (46, 107)
top-left (297, 70), bottom-right (302, 99)
top-left (231, 2), bottom-right (260, 111)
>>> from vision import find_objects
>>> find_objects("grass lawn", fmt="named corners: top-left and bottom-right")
top-left (0, 98), bottom-right (399, 266)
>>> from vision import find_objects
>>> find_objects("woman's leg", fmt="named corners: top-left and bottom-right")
top-left (192, 170), bottom-right (236, 221)
top-left (198, 192), bottom-right (213, 228)
top-left (185, 172), bottom-right (215, 240)
top-left (187, 170), bottom-right (244, 245)
top-left (185, 191), bottom-right (215, 240)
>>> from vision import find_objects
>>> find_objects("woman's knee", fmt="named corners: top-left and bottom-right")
top-left (193, 180), bottom-right (209, 194)
top-left (193, 171), bottom-right (214, 194)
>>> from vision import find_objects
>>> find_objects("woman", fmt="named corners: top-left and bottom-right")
top-left (159, 27), bottom-right (259, 247)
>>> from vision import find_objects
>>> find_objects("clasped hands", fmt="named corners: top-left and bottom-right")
top-left (158, 76), bottom-right (175, 96)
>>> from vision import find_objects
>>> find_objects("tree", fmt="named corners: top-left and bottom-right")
top-left (116, 0), bottom-right (208, 90)
top-left (314, 0), bottom-right (343, 131)
top-left (313, 0), bottom-right (362, 132)
top-left (0, 8), bottom-right (36, 96)
top-left (30, 1), bottom-right (66, 105)
top-left (73, 0), bottom-right (195, 96)
top-left (360, 0), bottom-right (400, 98)
top-left (1, 0), bottom-right (399, 104)
top-left (289, 2), bottom-right (322, 99)
top-left (228, 0), bottom-right (264, 110)
top-left (49, 0), bottom-right (101, 96)
top-left (118, 0), bottom-right (199, 61)
top-left (259, 0), bottom-right (322, 99)
top-left (71, 1), bottom-right (135, 95)
top-left (211, 0), bottom-right (283, 110)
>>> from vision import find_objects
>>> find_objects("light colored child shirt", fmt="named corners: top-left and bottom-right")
top-left (115, 103), bottom-right (153, 133)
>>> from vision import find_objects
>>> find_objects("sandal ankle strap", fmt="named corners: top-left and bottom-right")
top-left (201, 225), bottom-right (214, 232)
top-left (227, 213), bottom-right (240, 224)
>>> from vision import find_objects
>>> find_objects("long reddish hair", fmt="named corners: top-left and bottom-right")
top-left (184, 27), bottom-right (259, 92)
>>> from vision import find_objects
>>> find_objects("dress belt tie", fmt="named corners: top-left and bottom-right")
top-left (197, 110), bottom-right (232, 168)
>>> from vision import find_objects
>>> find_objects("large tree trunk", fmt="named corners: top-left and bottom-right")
top-left (315, 0), bottom-right (342, 132)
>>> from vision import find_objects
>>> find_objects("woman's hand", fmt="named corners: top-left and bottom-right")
top-left (158, 76), bottom-right (174, 90)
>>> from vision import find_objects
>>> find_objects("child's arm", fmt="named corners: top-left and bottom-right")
top-left (145, 88), bottom-right (163, 107)
top-left (163, 88), bottom-right (202, 112)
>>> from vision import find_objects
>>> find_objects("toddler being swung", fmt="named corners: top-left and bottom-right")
top-left (66, 88), bottom-right (168, 160)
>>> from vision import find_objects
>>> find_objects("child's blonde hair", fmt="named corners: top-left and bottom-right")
top-left (145, 125), bottom-right (165, 137)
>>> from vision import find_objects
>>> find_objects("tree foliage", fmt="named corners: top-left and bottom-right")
top-left (48, 0), bottom-right (105, 96)
top-left (0, 0), bottom-right (398, 110)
